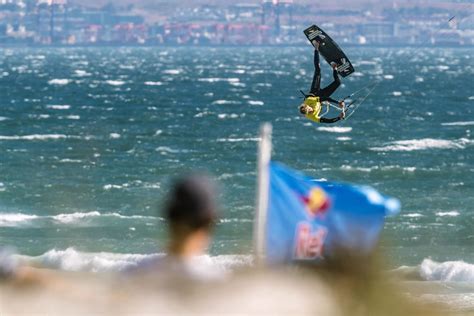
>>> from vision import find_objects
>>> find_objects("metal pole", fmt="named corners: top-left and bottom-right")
top-left (253, 123), bottom-right (272, 266)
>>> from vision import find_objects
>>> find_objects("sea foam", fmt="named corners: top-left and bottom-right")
top-left (106, 80), bottom-right (125, 86)
top-left (442, 121), bottom-right (474, 126)
top-left (52, 211), bottom-right (102, 224)
top-left (420, 259), bottom-right (474, 282)
top-left (370, 138), bottom-right (471, 152)
top-left (0, 134), bottom-right (69, 141)
top-left (46, 105), bottom-right (71, 110)
top-left (216, 137), bottom-right (260, 143)
top-left (48, 79), bottom-right (71, 85)
top-left (0, 211), bottom-right (158, 227)
top-left (436, 211), bottom-right (460, 217)
top-left (144, 81), bottom-right (163, 86)
top-left (317, 127), bottom-right (352, 133)
top-left (19, 248), bottom-right (253, 273)
top-left (0, 213), bottom-right (39, 227)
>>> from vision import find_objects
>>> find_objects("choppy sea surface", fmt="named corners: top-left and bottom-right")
top-left (0, 47), bottom-right (473, 310)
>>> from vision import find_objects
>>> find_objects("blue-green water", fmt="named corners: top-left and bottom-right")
top-left (0, 47), bottom-right (473, 278)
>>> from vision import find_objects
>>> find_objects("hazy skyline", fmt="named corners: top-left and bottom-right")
top-left (67, 0), bottom-right (473, 24)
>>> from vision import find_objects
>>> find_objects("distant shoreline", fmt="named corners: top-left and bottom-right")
top-left (0, 43), bottom-right (473, 49)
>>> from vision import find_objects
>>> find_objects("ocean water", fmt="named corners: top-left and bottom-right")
top-left (0, 47), bottom-right (473, 309)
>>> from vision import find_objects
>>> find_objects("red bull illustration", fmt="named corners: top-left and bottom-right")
top-left (265, 162), bottom-right (400, 264)
top-left (301, 187), bottom-right (331, 218)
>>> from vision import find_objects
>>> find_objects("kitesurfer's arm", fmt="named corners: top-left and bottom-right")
top-left (319, 117), bottom-right (340, 123)
top-left (332, 67), bottom-right (340, 82)
top-left (329, 63), bottom-right (341, 86)
top-left (326, 97), bottom-right (339, 105)
top-left (325, 98), bottom-right (346, 109)
top-left (320, 112), bottom-right (345, 124)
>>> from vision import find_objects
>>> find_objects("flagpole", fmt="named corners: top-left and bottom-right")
top-left (253, 123), bottom-right (272, 266)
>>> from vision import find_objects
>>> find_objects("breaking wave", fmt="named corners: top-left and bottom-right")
top-left (0, 212), bottom-right (158, 227)
top-left (317, 127), bottom-right (352, 133)
top-left (18, 248), bottom-right (253, 273)
top-left (370, 138), bottom-right (472, 152)
top-left (420, 259), bottom-right (474, 282)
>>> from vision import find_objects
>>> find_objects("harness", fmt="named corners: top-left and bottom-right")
top-left (304, 96), bottom-right (322, 115)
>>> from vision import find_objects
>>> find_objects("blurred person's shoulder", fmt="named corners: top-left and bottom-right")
top-left (125, 255), bottom-right (228, 282)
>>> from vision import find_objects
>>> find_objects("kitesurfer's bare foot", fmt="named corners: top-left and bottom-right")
top-left (331, 62), bottom-right (338, 70)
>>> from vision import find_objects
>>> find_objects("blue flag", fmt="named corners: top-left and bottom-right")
top-left (266, 162), bottom-right (400, 264)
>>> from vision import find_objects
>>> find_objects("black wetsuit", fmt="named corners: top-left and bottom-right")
top-left (309, 49), bottom-right (342, 123)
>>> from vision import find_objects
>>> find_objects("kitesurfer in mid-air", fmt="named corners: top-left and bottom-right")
top-left (299, 40), bottom-right (345, 124)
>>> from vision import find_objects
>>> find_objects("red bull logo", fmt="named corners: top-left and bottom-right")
top-left (301, 187), bottom-right (330, 218)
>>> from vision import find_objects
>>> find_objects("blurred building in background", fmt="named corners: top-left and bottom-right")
top-left (0, 0), bottom-right (472, 46)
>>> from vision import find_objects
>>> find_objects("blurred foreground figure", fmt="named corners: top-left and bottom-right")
top-left (0, 174), bottom-right (453, 315)
top-left (128, 173), bottom-right (226, 282)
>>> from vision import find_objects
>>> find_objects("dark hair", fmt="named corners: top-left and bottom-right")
top-left (299, 105), bottom-right (307, 114)
top-left (164, 174), bottom-right (218, 231)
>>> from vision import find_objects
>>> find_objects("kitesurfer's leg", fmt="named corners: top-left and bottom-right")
top-left (309, 44), bottom-right (321, 94)
top-left (319, 68), bottom-right (340, 98)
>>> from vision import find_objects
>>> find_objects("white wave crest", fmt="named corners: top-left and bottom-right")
top-left (198, 77), bottom-right (239, 83)
top-left (248, 100), bottom-right (264, 106)
top-left (163, 69), bottom-right (182, 75)
top-left (20, 248), bottom-right (252, 273)
top-left (212, 100), bottom-right (240, 105)
top-left (48, 79), bottom-right (71, 85)
top-left (0, 134), bottom-right (69, 141)
top-left (317, 127), bottom-right (352, 133)
top-left (104, 182), bottom-right (162, 191)
top-left (103, 184), bottom-right (124, 190)
top-left (74, 70), bottom-right (91, 77)
top-left (59, 159), bottom-right (82, 163)
top-left (1, 211), bottom-right (159, 227)
top-left (442, 121), bottom-right (474, 126)
top-left (420, 259), bottom-right (474, 282)
top-left (219, 218), bottom-right (253, 224)
top-left (155, 146), bottom-right (184, 154)
top-left (106, 80), bottom-right (125, 86)
top-left (46, 105), bottom-right (71, 110)
top-left (217, 137), bottom-right (260, 143)
top-left (402, 213), bottom-right (424, 218)
top-left (218, 113), bottom-right (241, 119)
top-left (341, 165), bottom-right (373, 172)
top-left (28, 114), bottom-right (50, 120)
top-left (370, 138), bottom-right (471, 152)
top-left (0, 116), bottom-right (10, 121)
top-left (340, 165), bottom-right (417, 173)
top-left (337, 137), bottom-right (352, 141)
top-left (0, 213), bottom-right (39, 227)
top-left (52, 211), bottom-right (102, 223)
top-left (144, 81), bottom-right (163, 86)
top-left (436, 211), bottom-right (460, 217)
top-left (26, 248), bottom-right (159, 273)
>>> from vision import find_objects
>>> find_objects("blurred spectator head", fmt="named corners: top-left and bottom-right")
top-left (164, 173), bottom-right (218, 256)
